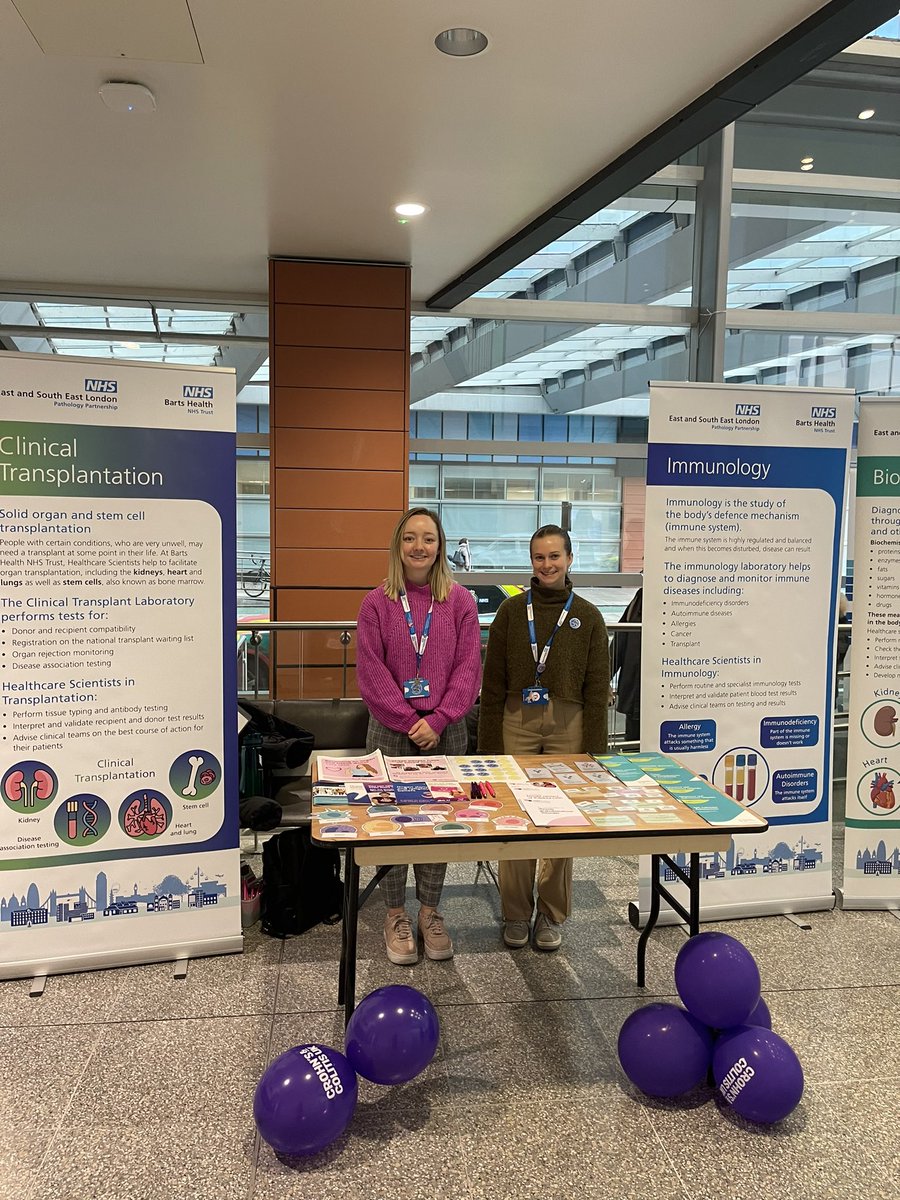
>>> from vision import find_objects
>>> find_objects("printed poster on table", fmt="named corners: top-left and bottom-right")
top-left (842, 399), bottom-right (900, 908)
top-left (0, 351), bottom-right (240, 977)
top-left (637, 381), bottom-right (853, 923)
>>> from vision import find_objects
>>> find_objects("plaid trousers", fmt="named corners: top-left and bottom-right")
top-left (366, 714), bottom-right (469, 908)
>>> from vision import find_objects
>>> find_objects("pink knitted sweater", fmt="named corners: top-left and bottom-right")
top-left (356, 580), bottom-right (482, 736)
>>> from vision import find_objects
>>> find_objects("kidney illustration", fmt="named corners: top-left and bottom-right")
top-left (873, 705), bottom-right (898, 739)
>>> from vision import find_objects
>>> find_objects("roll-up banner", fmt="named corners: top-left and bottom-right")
top-left (0, 352), bottom-right (241, 977)
top-left (638, 381), bottom-right (853, 922)
top-left (842, 398), bottom-right (900, 909)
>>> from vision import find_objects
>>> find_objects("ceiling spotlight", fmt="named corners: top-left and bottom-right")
top-left (800, 163), bottom-right (814, 172)
top-left (99, 81), bottom-right (157, 113)
top-left (434, 28), bottom-right (489, 57)
top-left (857, 108), bottom-right (875, 120)
top-left (800, 156), bottom-right (814, 165)
top-left (394, 202), bottom-right (428, 218)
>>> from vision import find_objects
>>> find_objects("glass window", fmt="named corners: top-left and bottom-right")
top-left (237, 457), bottom-right (269, 496)
top-left (542, 470), bottom-right (620, 502)
top-left (468, 412), bottom-right (492, 439)
top-left (410, 464), bottom-right (439, 500)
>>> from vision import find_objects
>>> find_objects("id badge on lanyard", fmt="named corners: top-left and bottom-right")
top-left (522, 589), bottom-right (573, 705)
top-left (400, 589), bottom-right (433, 700)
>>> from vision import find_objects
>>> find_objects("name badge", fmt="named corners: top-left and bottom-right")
top-left (403, 677), bottom-right (431, 699)
top-left (522, 686), bottom-right (549, 706)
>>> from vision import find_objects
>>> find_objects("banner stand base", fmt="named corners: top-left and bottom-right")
top-left (836, 888), bottom-right (900, 914)
top-left (627, 893), bottom-right (835, 929)
top-left (0, 933), bottom-right (244, 983)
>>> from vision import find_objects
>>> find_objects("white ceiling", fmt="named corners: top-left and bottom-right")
top-left (0, 0), bottom-right (840, 305)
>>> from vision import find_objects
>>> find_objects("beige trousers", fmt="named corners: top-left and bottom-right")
top-left (499, 695), bottom-right (584, 924)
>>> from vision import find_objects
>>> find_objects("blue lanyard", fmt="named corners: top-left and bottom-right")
top-left (399, 589), bottom-right (433, 675)
top-left (526, 589), bottom-right (574, 682)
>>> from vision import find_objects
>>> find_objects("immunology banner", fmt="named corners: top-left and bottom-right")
top-left (842, 399), bottom-right (900, 908)
top-left (0, 352), bottom-right (240, 977)
top-left (638, 381), bottom-right (853, 921)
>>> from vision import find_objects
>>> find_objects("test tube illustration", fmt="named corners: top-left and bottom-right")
top-left (747, 754), bottom-right (758, 802)
top-left (66, 800), bottom-right (78, 839)
top-left (735, 754), bottom-right (746, 802)
top-left (724, 755), bottom-right (735, 798)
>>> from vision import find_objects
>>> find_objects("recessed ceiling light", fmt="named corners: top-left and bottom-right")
top-left (858, 108), bottom-right (875, 120)
top-left (434, 28), bottom-right (489, 57)
top-left (118, 342), bottom-right (141, 350)
top-left (98, 81), bottom-right (156, 113)
top-left (394, 202), bottom-right (428, 218)
top-left (800, 156), bottom-right (814, 165)
top-left (800, 163), bottom-right (814, 172)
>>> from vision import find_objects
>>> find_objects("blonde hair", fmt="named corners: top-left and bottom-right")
top-left (384, 506), bottom-right (454, 602)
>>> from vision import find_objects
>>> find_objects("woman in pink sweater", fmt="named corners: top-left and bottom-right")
top-left (357, 507), bottom-right (481, 966)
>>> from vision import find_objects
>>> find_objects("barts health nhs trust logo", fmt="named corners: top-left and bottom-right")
top-left (811, 406), bottom-right (836, 419)
top-left (183, 385), bottom-right (214, 399)
top-left (734, 404), bottom-right (760, 416)
top-left (84, 378), bottom-right (118, 394)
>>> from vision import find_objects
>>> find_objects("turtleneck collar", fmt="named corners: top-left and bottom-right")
top-left (403, 578), bottom-right (433, 596)
top-left (529, 575), bottom-right (573, 604)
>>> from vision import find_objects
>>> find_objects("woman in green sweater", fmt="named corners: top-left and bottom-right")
top-left (478, 525), bottom-right (609, 951)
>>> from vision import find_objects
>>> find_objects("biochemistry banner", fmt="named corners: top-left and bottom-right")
top-left (0, 352), bottom-right (240, 977)
top-left (842, 399), bottom-right (900, 908)
top-left (638, 381), bottom-right (853, 922)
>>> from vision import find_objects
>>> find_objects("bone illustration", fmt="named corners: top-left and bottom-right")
top-left (873, 705), bottom-right (898, 739)
top-left (182, 755), bottom-right (205, 797)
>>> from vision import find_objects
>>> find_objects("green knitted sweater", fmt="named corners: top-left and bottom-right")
top-left (478, 579), bottom-right (610, 754)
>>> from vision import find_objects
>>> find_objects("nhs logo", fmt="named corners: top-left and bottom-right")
top-left (84, 378), bottom-right (118, 393)
top-left (735, 404), bottom-right (760, 416)
top-left (183, 385), bottom-right (214, 399)
top-left (811, 406), bottom-right (836, 419)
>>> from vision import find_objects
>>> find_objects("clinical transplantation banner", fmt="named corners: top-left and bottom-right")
top-left (638, 381), bottom-right (853, 922)
top-left (842, 399), bottom-right (900, 908)
top-left (0, 352), bottom-right (240, 977)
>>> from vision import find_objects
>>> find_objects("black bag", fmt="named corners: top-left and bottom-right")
top-left (260, 827), bottom-right (343, 938)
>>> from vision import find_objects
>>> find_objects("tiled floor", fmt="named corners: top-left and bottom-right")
top-left (3, 836), bottom-right (899, 1200)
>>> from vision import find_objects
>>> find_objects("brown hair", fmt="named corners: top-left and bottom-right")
top-left (384, 507), bottom-right (454, 602)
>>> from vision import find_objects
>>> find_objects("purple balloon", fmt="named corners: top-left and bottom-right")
top-left (746, 996), bottom-right (772, 1029)
top-left (713, 1025), bottom-right (804, 1124)
top-left (675, 932), bottom-right (761, 1029)
top-left (617, 1003), bottom-right (714, 1098)
top-left (345, 985), bottom-right (440, 1085)
top-left (254, 1044), bottom-right (357, 1156)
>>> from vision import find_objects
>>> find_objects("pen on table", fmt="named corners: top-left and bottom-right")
top-left (484, 781), bottom-right (496, 798)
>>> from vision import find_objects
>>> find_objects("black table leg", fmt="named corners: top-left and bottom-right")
top-left (338, 855), bottom-right (360, 1022)
top-left (688, 852), bottom-right (701, 936)
top-left (636, 853), bottom-right (662, 989)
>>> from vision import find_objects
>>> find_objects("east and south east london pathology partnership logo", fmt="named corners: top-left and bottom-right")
top-left (84, 378), bottom-right (118, 393)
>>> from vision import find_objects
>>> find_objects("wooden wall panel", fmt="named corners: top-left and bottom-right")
top-left (274, 428), bottom-right (404, 471)
top-left (271, 261), bottom-right (407, 309)
top-left (276, 347), bottom-right (406, 391)
top-left (620, 476), bottom-right (647, 572)
top-left (273, 388), bottom-right (406, 431)
top-left (275, 588), bottom-right (369, 622)
top-left (275, 548), bottom-right (386, 589)
top-left (275, 469), bottom-right (405, 511)
top-left (274, 304), bottom-right (407, 350)
top-left (270, 259), bottom-right (410, 698)
top-left (275, 509), bottom-right (399, 550)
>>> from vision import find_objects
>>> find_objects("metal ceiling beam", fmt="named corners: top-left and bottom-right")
top-left (426, 0), bottom-right (900, 311)
top-left (0, 324), bottom-right (267, 348)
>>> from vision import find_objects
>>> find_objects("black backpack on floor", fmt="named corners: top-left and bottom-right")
top-left (260, 827), bottom-right (343, 938)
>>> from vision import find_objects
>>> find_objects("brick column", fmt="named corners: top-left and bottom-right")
top-left (269, 259), bottom-right (410, 697)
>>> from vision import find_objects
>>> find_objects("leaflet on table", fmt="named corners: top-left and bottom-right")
top-left (658, 780), bottom-right (762, 828)
top-left (509, 783), bottom-right (591, 827)
top-left (447, 756), bottom-right (527, 783)
top-left (314, 780), bottom-right (441, 805)
top-left (315, 752), bottom-right (387, 783)
top-left (384, 755), bottom-right (454, 782)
